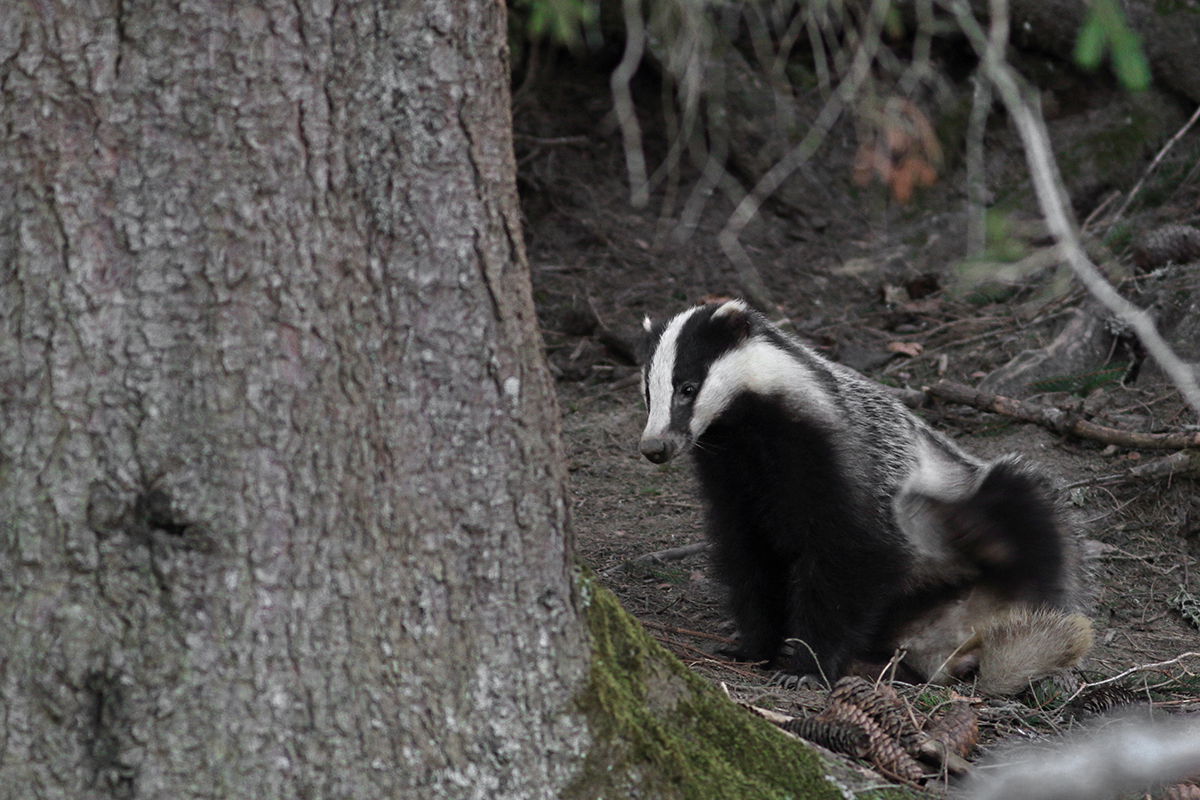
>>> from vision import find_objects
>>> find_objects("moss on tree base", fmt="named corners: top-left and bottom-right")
top-left (567, 573), bottom-right (927, 799)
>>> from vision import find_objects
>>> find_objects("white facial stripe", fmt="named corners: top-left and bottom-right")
top-left (689, 339), bottom-right (840, 438)
top-left (642, 306), bottom-right (702, 440)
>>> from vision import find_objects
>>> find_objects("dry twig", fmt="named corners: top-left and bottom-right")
top-left (639, 618), bottom-right (735, 646)
top-left (1108, 102), bottom-right (1200, 227)
top-left (1068, 451), bottom-right (1200, 488)
top-left (1067, 652), bottom-right (1200, 701)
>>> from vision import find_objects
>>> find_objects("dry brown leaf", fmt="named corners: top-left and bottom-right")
top-left (854, 97), bottom-right (942, 203)
top-left (888, 341), bottom-right (924, 357)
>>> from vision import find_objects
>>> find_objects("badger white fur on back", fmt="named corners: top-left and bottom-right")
top-left (639, 299), bottom-right (1092, 694)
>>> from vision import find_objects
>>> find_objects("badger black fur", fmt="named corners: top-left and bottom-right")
top-left (639, 299), bottom-right (1091, 694)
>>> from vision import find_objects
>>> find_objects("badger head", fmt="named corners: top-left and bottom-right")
top-left (637, 299), bottom-right (756, 464)
top-left (638, 299), bottom-right (842, 465)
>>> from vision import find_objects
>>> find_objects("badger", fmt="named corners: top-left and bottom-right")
top-left (639, 299), bottom-right (1092, 694)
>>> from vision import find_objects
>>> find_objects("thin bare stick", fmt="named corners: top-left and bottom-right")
top-left (900, 0), bottom-right (937, 95)
top-left (782, 636), bottom-right (832, 690)
top-left (675, 58), bottom-right (736, 243)
top-left (1108, 101), bottom-right (1200, 226)
top-left (599, 540), bottom-right (709, 578)
top-left (641, 618), bottom-right (735, 646)
top-left (1066, 652), bottom-right (1200, 700)
top-left (611, 0), bottom-right (649, 207)
top-left (805, 3), bottom-right (833, 98)
top-left (1082, 189), bottom-right (1120, 231)
top-left (1066, 451), bottom-right (1199, 488)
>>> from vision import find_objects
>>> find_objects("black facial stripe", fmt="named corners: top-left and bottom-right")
top-left (668, 391), bottom-right (693, 434)
top-left (639, 319), bottom-right (669, 367)
top-left (670, 304), bottom-right (749, 393)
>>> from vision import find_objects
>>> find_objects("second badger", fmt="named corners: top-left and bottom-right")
top-left (639, 299), bottom-right (1092, 695)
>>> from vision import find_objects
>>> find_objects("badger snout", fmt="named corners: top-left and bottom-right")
top-left (639, 437), bottom-right (677, 464)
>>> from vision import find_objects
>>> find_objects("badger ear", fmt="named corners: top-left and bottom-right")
top-left (637, 316), bottom-right (657, 366)
top-left (711, 298), bottom-right (753, 343)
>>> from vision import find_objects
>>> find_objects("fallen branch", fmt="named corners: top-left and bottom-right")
top-left (634, 541), bottom-right (709, 564)
top-left (926, 380), bottom-right (1200, 451)
top-left (640, 618), bottom-right (734, 646)
top-left (1107, 101), bottom-right (1200, 228)
top-left (599, 540), bottom-right (710, 578)
top-left (1068, 451), bottom-right (1200, 487)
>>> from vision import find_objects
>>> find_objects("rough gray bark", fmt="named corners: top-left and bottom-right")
top-left (0, 1), bottom-right (589, 798)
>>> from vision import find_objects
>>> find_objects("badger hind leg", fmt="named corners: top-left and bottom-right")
top-left (911, 456), bottom-right (1075, 603)
top-left (892, 595), bottom-right (1093, 696)
top-left (973, 607), bottom-right (1093, 696)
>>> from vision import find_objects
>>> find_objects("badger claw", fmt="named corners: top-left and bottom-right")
top-left (770, 671), bottom-right (824, 691)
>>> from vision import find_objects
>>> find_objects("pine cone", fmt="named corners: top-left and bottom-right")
top-left (784, 716), bottom-right (871, 759)
top-left (1132, 224), bottom-right (1200, 271)
top-left (1066, 686), bottom-right (1140, 718)
top-left (821, 700), bottom-right (925, 784)
top-left (924, 700), bottom-right (978, 758)
top-left (828, 675), bottom-right (898, 706)
top-left (1166, 779), bottom-right (1200, 800)
top-left (827, 676), bottom-right (923, 753)
top-left (819, 697), bottom-right (878, 732)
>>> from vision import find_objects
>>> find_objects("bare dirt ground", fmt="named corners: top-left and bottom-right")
top-left (515, 45), bottom-right (1200, 789)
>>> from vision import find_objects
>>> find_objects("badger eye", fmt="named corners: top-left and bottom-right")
top-left (678, 383), bottom-right (698, 399)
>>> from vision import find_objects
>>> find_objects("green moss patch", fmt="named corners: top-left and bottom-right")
top-left (567, 575), bottom-right (919, 799)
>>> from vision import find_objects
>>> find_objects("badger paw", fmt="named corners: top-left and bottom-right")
top-left (769, 671), bottom-right (824, 691)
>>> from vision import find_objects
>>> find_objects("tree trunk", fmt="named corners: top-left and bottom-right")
top-left (0, 3), bottom-right (870, 799)
top-left (0, 1), bottom-right (590, 796)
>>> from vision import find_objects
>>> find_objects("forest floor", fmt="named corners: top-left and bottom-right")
top-left (515, 45), bottom-right (1200, 792)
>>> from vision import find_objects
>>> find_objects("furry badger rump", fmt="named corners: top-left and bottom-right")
top-left (639, 299), bottom-right (1092, 695)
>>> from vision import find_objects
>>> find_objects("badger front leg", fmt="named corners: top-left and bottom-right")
top-left (777, 560), bottom-right (885, 687)
top-left (710, 535), bottom-right (789, 664)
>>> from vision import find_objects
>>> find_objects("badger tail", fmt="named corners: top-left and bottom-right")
top-left (969, 608), bottom-right (1093, 696)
